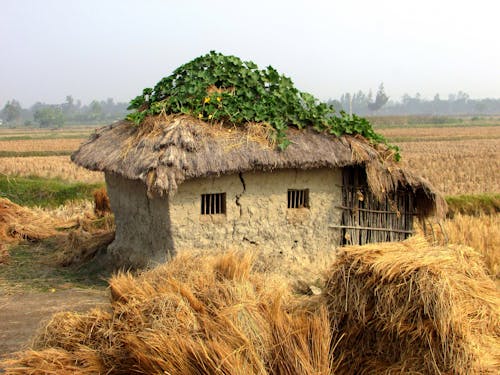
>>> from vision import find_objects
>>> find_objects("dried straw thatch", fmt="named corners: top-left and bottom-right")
top-left (72, 115), bottom-right (445, 217)
top-left (1, 252), bottom-right (335, 374)
top-left (324, 236), bottom-right (500, 374)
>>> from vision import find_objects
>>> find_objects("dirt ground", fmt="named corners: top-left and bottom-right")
top-left (0, 288), bottom-right (108, 356)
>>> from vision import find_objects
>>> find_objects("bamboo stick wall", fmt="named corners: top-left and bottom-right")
top-left (336, 167), bottom-right (416, 246)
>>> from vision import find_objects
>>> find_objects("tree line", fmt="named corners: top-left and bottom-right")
top-left (2, 87), bottom-right (500, 127)
top-left (329, 86), bottom-right (500, 116)
top-left (0, 96), bottom-right (128, 127)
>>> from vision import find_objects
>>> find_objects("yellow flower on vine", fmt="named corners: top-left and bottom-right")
top-left (216, 96), bottom-right (222, 102)
top-left (198, 113), bottom-right (203, 119)
top-left (208, 114), bottom-right (213, 120)
top-left (204, 97), bottom-right (211, 103)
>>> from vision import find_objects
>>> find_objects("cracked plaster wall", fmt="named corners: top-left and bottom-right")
top-left (169, 168), bottom-right (342, 255)
top-left (106, 168), bottom-right (342, 268)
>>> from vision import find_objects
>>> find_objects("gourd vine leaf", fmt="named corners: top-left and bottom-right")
top-left (126, 51), bottom-right (400, 160)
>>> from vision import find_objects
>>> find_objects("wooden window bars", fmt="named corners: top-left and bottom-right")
top-left (288, 189), bottom-right (309, 209)
top-left (201, 193), bottom-right (226, 215)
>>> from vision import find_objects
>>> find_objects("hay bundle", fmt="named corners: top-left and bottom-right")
top-left (92, 186), bottom-right (111, 217)
top-left (2, 252), bottom-right (335, 374)
top-left (324, 236), bottom-right (500, 374)
top-left (0, 198), bottom-right (58, 243)
top-left (57, 229), bottom-right (115, 266)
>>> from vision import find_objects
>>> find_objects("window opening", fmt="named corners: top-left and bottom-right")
top-left (288, 189), bottom-right (309, 209)
top-left (201, 193), bottom-right (226, 215)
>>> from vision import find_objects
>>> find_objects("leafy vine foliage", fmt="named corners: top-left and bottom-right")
top-left (127, 51), bottom-right (399, 159)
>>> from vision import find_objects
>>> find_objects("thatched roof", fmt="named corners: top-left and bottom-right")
top-left (72, 115), bottom-right (445, 217)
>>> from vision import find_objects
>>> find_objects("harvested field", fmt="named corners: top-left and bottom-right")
top-left (0, 139), bottom-right (85, 152)
top-left (0, 126), bottom-right (96, 136)
top-left (0, 122), bottom-right (499, 372)
top-left (378, 125), bottom-right (500, 141)
top-left (0, 156), bottom-right (103, 183)
top-left (398, 138), bottom-right (499, 195)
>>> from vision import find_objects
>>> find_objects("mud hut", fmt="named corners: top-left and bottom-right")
top-left (71, 115), bottom-right (443, 268)
top-left (72, 52), bottom-right (444, 268)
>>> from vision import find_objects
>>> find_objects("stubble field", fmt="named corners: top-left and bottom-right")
top-left (0, 121), bottom-right (498, 363)
top-left (377, 125), bottom-right (500, 195)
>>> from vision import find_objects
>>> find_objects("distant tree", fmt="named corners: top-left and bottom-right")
top-left (34, 106), bottom-right (65, 128)
top-left (368, 83), bottom-right (389, 111)
top-left (1, 99), bottom-right (22, 123)
top-left (63, 95), bottom-right (74, 113)
top-left (88, 100), bottom-right (103, 121)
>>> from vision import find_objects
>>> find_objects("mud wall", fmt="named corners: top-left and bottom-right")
top-left (105, 172), bottom-right (173, 268)
top-left (169, 168), bottom-right (342, 255)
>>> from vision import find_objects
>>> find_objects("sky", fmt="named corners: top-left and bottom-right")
top-left (1, 0), bottom-right (499, 107)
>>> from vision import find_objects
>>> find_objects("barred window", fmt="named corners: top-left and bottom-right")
top-left (201, 193), bottom-right (226, 215)
top-left (287, 189), bottom-right (309, 209)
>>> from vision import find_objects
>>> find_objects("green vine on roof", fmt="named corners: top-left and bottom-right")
top-left (127, 51), bottom-right (399, 160)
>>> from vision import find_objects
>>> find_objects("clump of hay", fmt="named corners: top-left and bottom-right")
top-left (0, 243), bottom-right (8, 264)
top-left (324, 236), bottom-right (500, 374)
top-left (0, 198), bottom-right (59, 243)
top-left (92, 186), bottom-right (111, 217)
top-left (1, 252), bottom-right (335, 374)
top-left (57, 229), bottom-right (115, 266)
top-left (0, 197), bottom-right (115, 267)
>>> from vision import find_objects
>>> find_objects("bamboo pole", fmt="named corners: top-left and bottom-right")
top-left (329, 225), bottom-right (415, 234)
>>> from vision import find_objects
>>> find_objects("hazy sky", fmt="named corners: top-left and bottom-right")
top-left (1, 0), bottom-right (499, 107)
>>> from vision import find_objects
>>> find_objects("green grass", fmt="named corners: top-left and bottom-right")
top-left (446, 193), bottom-right (500, 217)
top-left (0, 175), bottom-right (103, 207)
top-left (0, 150), bottom-right (73, 157)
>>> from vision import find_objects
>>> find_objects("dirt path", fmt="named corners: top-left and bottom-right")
top-left (0, 289), bottom-right (108, 356)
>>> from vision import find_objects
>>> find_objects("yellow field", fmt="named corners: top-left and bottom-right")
top-left (0, 156), bottom-right (103, 184)
top-left (0, 139), bottom-right (85, 152)
top-left (398, 138), bottom-right (499, 195)
top-left (379, 125), bottom-right (500, 141)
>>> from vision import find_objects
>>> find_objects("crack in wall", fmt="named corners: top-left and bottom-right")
top-left (235, 172), bottom-right (246, 217)
top-left (243, 237), bottom-right (258, 245)
top-left (232, 172), bottom-right (247, 241)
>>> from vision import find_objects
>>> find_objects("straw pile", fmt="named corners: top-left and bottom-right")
top-left (0, 198), bottom-right (58, 243)
top-left (56, 229), bottom-right (115, 266)
top-left (1, 252), bottom-right (335, 374)
top-left (324, 237), bottom-right (500, 374)
top-left (92, 186), bottom-right (111, 217)
top-left (0, 243), bottom-right (8, 264)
